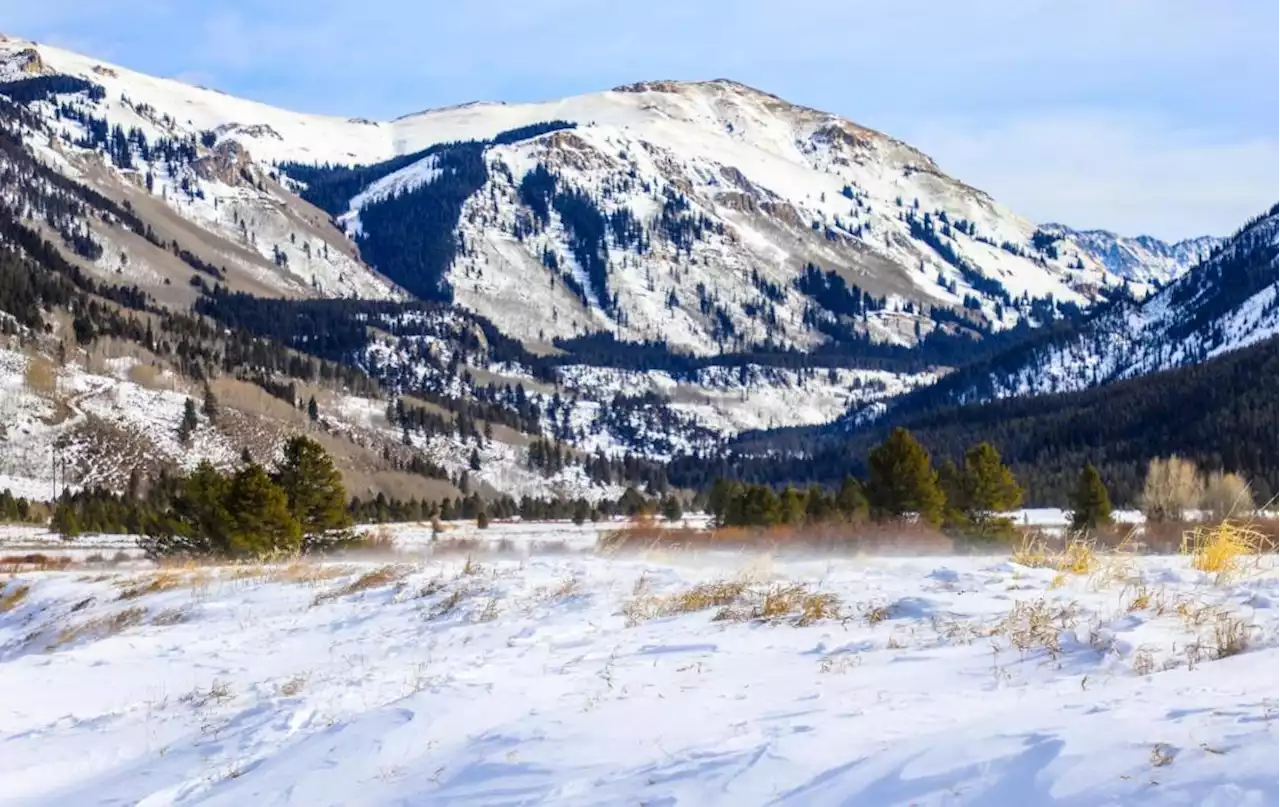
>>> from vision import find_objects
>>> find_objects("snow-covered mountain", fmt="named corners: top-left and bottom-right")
top-left (863, 206), bottom-right (1279, 417)
top-left (1, 35), bottom-right (1148, 359)
top-left (1041, 223), bottom-right (1221, 287)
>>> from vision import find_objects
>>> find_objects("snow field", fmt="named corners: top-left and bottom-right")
top-left (0, 544), bottom-right (1275, 806)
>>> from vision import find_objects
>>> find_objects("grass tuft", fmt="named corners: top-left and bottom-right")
top-left (0, 582), bottom-right (31, 612)
top-left (1012, 535), bottom-right (1097, 575)
top-left (1181, 520), bottom-right (1270, 581)
top-left (313, 565), bottom-right (412, 605)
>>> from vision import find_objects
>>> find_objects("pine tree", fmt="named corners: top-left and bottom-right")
top-left (178, 398), bottom-right (200, 443)
top-left (778, 487), bottom-right (806, 525)
top-left (273, 436), bottom-right (351, 552)
top-left (469, 447), bottom-right (482, 472)
top-left (936, 459), bottom-right (966, 525)
top-left (172, 460), bottom-right (233, 555)
top-left (572, 498), bottom-right (591, 526)
top-left (866, 428), bottom-right (945, 524)
top-left (476, 507), bottom-right (490, 529)
top-left (1069, 462), bottom-right (1113, 532)
top-left (835, 476), bottom-right (868, 521)
top-left (307, 395), bottom-right (319, 422)
top-left (960, 442), bottom-right (1022, 536)
top-left (202, 385), bottom-right (219, 425)
top-left (223, 463), bottom-right (301, 558)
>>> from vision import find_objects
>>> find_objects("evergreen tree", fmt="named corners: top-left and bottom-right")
top-left (476, 507), bottom-right (490, 529)
top-left (273, 436), bottom-right (352, 551)
top-left (202, 385), bottom-right (219, 424)
top-left (835, 476), bottom-right (868, 521)
top-left (51, 501), bottom-right (81, 538)
top-left (224, 463), bottom-right (301, 557)
top-left (936, 459), bottom-right (967, 525)
top-left (469, 447), bottom-right (482, 472)
top-left (865, 428), bottom-right (945, 524)
top-left (572, 498), bottom-right (591, 526)
top-left (1069, 462), bottom-right (1113, 532)
top-left (178, 397), bottom-right (199, 443)
top-left (307, 395), bottom-right (319, 422)
top-left (778, 487), bottom-right (806, 525)
top-left (960, 442), bottom-right (1022, 535)
top-left (170, 460), bottom-right (233, 555)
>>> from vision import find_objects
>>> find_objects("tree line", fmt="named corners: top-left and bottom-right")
top-left (707, 427), bottom-right (1114, 537)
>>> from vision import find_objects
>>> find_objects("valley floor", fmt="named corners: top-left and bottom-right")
top-left (0, 535), bottom-right (1276, 806)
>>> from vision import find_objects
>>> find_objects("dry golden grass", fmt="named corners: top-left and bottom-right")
top-left (277, 674), bottom-right (309, 697)
top-left (535, 576), bottom-right (581, 602)
top-left (24, 353), bottom-right (57, 395)
top-left (126, 362), bottom-right (167, 390)
top-left (1012, 534), bottom-right (1098, 575)
top-left (992, 598), bottom-right (1079, 659)
top-left (1181, 520), bottom-right (1272, 581)
top-left (0, 582), bottom-right (31, 612)
top-left (267, 562), bottom-right (356, 586)
top-left (117, 570), bottom-right (206, 601)
top-left (1211, 614), bottom-right (1253, 659)
top-left (52, 606), bottom-right (146, 649)
top-left (623, 577), bottom-right (842, 628)
top-left (313, 564), bottom-right (413, 604)
top-left (0, 554), bottom-right (73, 573)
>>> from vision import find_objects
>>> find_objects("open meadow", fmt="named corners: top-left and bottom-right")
top-left (0, 520), bottom-right (1277, 806)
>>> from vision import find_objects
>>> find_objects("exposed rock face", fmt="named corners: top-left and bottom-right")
top-left (193, 140), bottom-right (255, 186)
top-left (14, 48), bottom-right (50, 75)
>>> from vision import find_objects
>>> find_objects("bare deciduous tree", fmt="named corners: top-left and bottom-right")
top-left (1140, 456), bottom-right (1204, 522)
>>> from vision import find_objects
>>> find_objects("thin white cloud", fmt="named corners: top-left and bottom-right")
top-left (907, 112), bottom-right (1278, 240)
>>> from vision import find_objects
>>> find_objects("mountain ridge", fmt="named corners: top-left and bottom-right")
top-left (2, 33), bottom-right (1166, 359)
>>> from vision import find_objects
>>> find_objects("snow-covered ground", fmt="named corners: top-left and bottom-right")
top-left (1, 542), bottom-right (1275, 806)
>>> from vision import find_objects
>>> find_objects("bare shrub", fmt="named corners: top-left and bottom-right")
top-left (1140, 456), bottom-right (1204, 523)
top-left (1211, 615), bottom-right (1252, 659)
top-left (1200, 472), bottom-right (1255, 521)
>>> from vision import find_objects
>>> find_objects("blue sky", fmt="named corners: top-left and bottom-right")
top-left (7, 0), bottom-right (1277, 239)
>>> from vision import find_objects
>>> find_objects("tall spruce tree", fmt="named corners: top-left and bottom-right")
top-left (1069, 462), bottom-right (1113, 532)
top-left (202, 385), bottom-right (219, 425)
top-left (178, 398), bottom-right (200, 444)
top-left (273, 436), bottom-right (352, 552)
top-left (225, 463), bottom-right (301, 557)
top-left (961, 442), bottom-right (1022, 535)
top-left (866, 427), bottom-right (945, 525)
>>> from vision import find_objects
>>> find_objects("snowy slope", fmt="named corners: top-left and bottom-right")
top-left (882, 206), bottom-right (1279, 410)
top-left (2, 35), bottom-right (1144, 357)
top-left (0, 36), bottom-right (404, 302)
top-left (1, 548), bottom-right (1276, 805)
top-left (1043, 224), bottom-right (1221, 287)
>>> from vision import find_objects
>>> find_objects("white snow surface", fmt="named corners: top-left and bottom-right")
top-left (1, 543), bottom-right (1276, 806)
